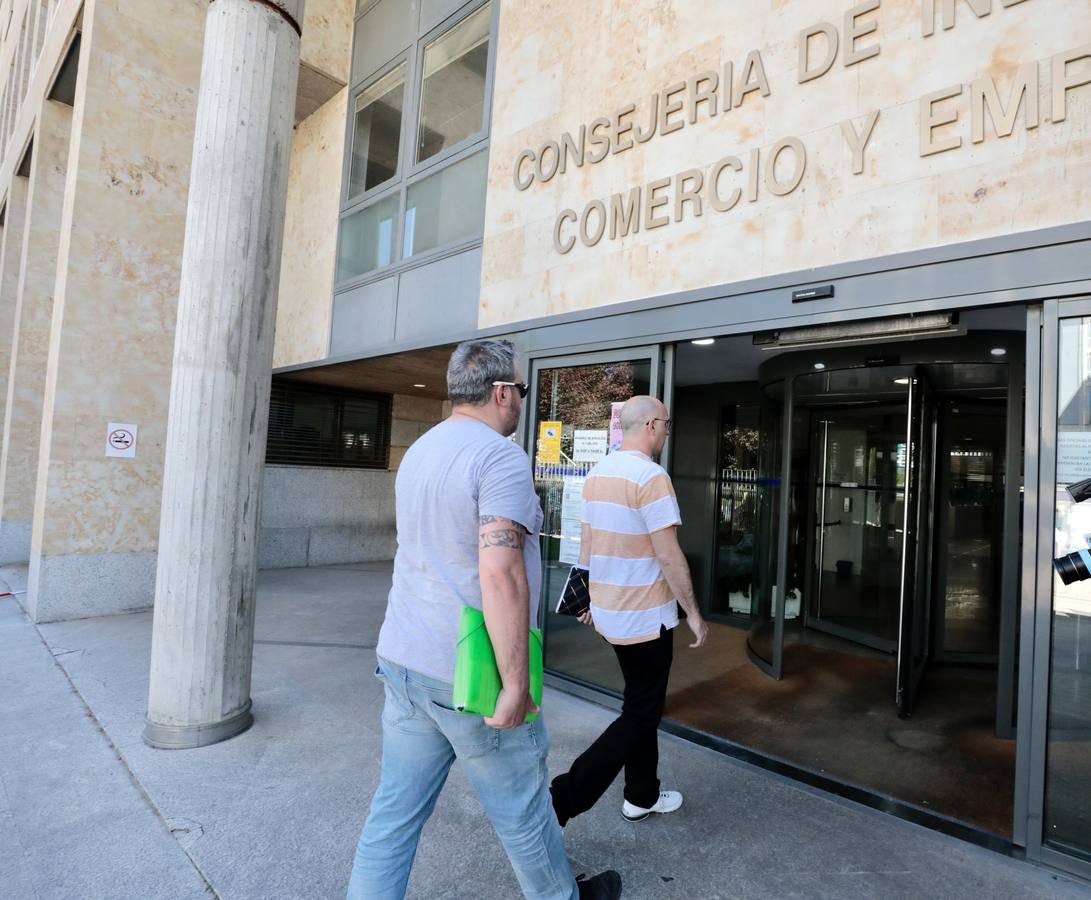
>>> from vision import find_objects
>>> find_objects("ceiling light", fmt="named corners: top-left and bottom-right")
top-left (691, 338), bottom-right (715, 346)
top-left (413, 383), bottom-right (426, 388)
top-left (892, 377), bottom-right (910, 385)
top-left (989, 347), bottom-right (1007, 357)
top-left (813, 362), bottom-right (826, 370)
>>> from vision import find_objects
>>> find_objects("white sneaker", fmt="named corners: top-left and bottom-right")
top-left (621, 790), bottom-right (683, 822)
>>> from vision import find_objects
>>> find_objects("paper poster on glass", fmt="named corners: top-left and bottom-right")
top-left (573, 429), bottom-right (608, 463)
top-left (538, 420), bottom-right (562, 464)
top-left (558, 476), bottom-right (585, 564)
top-left (609, 402), bottom-right (624, 451)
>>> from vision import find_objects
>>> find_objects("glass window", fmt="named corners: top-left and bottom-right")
top-left (266, 381), bottom-right (391, 469)
top-left (416, 3), bottom-right (491, 164)
top-left (403, 150), bottom-right (487, 258)
top-left (349, 64), bottom-right (406, 198)
top-left (1044, 314), bottom-right (1091, 860)
top-left (337, 193), bottom-right (399, 282)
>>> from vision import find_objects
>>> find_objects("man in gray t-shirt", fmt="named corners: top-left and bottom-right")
top-left (376, 416), bottom-right (543, 684)
top-left (348, 341), bottom-right (621, 900)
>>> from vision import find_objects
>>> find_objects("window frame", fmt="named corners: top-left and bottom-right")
top-left (406, 0), bottom-right (496, 178)
top-left (343, 53), bottom-right (412, 209)
top-left (335, 0), bottom-right (498, 289)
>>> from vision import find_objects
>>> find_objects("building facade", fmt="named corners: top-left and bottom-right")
top-left (2, 0), bottom-right (1091, 884)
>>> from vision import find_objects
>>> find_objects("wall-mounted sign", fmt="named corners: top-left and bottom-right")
top-left (538, 420), bottom-right (562, 464)
top-left (105, 422), bottom-right (138, 458)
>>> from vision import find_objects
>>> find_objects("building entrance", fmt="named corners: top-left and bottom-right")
top-left (666, 321), bottom-right (1024, 836)
top-left (531, 310), bottom-right (1029, 840)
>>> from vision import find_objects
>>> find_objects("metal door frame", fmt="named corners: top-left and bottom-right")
top-left (524, 344), bottom-right (665, 691)
top-left (1022, 297), bottom-right (1091, 879)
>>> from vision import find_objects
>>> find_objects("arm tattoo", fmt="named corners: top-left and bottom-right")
top-left (478, 515), bottom-right (526, 550)
top-left (479, 527), bottom-right (525, 550)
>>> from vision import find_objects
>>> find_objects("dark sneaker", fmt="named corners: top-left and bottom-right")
top-left (576, 870), bottom-right (622, 899)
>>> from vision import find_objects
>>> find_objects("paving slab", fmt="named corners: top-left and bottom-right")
top-left (2, 564), bottom-right (1088, 899)
top-left (0, 587), bottom-right (211, 900)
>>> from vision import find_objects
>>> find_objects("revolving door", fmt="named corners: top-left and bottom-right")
top-left (745, 342), bottom-right (1019, 723)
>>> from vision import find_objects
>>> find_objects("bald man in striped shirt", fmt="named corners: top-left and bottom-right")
top-left (551, 396), bottom-right (708, 827)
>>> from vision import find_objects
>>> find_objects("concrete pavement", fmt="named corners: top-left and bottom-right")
top-left (1, 563), bottom-right (1087, 900)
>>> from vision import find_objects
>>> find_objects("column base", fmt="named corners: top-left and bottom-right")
top-left (143, 699), bottom-right (253, 749)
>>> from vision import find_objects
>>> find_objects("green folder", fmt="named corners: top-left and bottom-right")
top-left (452, 605), bottom-right (543, 723)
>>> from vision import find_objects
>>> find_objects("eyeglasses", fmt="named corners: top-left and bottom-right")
top-left (492, 381), bottom-right (529, 399)
top-left (648, 417), bottom-right (672, 434)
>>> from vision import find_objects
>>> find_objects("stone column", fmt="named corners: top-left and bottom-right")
top-left (144, 0), bottom-right (305, 749)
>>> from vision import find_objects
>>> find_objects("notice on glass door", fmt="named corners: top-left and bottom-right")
top-left (573, 429), bottom-right (608, 463)
top-left (1058, 431), bottom-right (1091, 483)
top-left (559, 476), bottom-right (585, 564)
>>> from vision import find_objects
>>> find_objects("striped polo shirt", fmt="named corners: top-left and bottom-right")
top-left (582, 449), bottom-right (682, 645)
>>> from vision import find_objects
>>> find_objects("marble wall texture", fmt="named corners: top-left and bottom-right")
top-left (26, 0), bottom-right (206, 622)
top-left (273, 87), bottom-right (346, 369)
top-left (479, 0), bottom-right (1091, 328)
top-left (0, 0), bottom-right (357, 620)
top-left (0, 101), bottom-right (72, 565)
top-left (0, 177), bottom-right (27, 500)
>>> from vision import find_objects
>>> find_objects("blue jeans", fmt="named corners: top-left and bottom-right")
top-left (347, 658), bottom-right (578, 900)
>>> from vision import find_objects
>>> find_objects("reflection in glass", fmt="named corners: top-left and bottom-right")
top-left (348, 64), bottom-right (406, 198)
top-left (711, 405), bottom-right (761, 617)
top-left (417, 3), bottom-right (491, 164)
top-left (535, 360), bottom-right (651, 694)
top-left (1045, 316), bottom-right (1091, 860)
top-left (939, 408), bottom-right (1004, 656)
top-left (747, 380), bottom-right (783, 667)
top-left (403, 151), bottom-right (488, 257)
top-left (337, 193), bottom-right (399, 281)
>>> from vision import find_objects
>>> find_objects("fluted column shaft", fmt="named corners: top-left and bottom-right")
top-left (144, 0), bottom-right (305, 749)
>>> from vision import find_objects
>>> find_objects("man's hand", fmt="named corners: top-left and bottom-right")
top-left (687, 613), bottom-right (709, 648)
top-left (577, 609), bottom-right (593, 627)
top-left (484, 687), bottom-right (539, 729)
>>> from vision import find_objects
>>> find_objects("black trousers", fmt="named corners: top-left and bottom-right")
top-left (550, 626), bottom-right (674, 826)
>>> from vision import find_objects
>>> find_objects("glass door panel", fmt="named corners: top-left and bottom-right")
top-left (808, 406), bottom-right (907, 652)
top-left (531, 354), bottom-right (655, 693)
top-left (897, 370), bottom-right (936, 718)
top-left (1042, 313), bottom-right (1091, 862)
top-left (745, 379), bottom-right (785, 675)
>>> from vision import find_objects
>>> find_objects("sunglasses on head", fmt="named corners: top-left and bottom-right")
top-left (493, 381), bottom-right (529, 399)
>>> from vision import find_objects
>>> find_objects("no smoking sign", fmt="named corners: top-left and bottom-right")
top-left (105, 422), bottom-right (138, 458)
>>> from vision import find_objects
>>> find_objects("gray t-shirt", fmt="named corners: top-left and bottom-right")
top-left (376, 417), bottom-right (543, 683)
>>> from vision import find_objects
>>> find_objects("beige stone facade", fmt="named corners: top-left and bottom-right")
top-left (0, 0), bottom-right (354, 620)
top-left (480, 0), bottom-right (1091, 328)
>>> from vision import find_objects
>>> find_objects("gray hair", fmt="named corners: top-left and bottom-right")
top-left (447, 340), bottom-right (517, 406)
